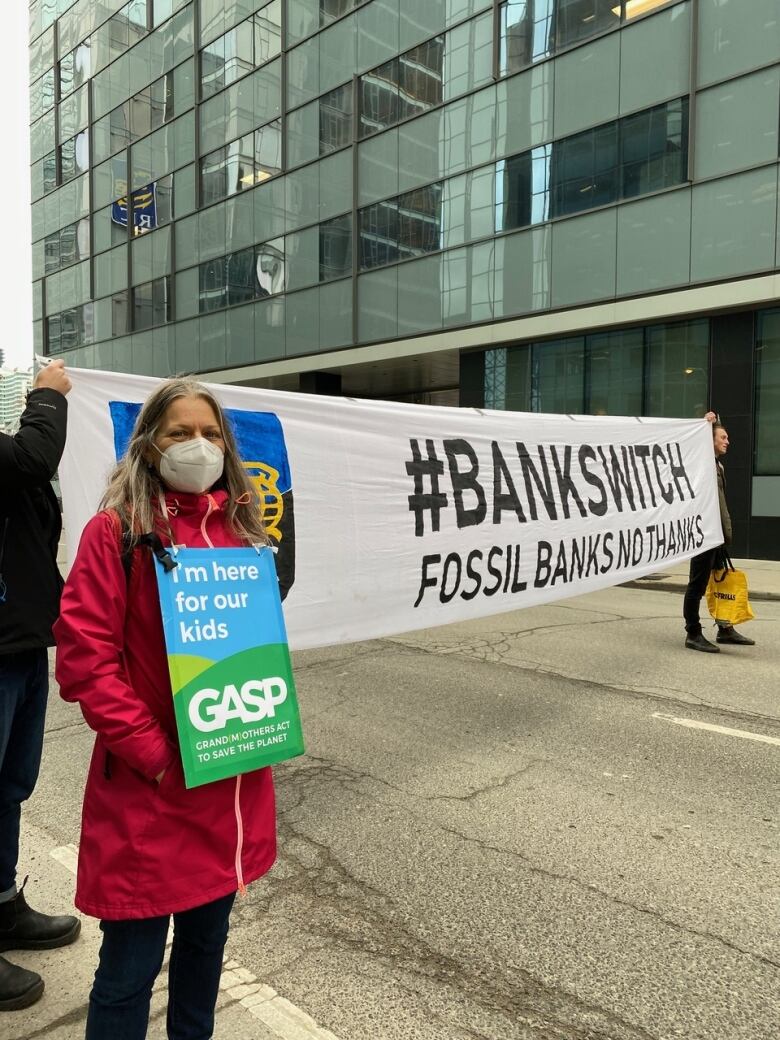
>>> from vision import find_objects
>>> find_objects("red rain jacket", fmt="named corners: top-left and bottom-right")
top-left (54, 490), bottom-right (276, 920)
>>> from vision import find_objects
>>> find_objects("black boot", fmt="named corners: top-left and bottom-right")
top-left (685, 631), bottom-right (720, 653)
top-left (0, 885), bottom-right (80, 953)
top-left (716, 626), bottom-right (756, 646)
top-left (0, 956), bottom-right (44, 1011)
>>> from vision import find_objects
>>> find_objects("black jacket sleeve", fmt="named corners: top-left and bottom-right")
top-left (0, 387), bottom-right (68, 492)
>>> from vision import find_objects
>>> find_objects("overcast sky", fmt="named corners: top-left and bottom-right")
top-left (2, 3), bottom-right (33, 371)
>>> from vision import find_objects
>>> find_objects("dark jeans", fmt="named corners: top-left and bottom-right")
top-left (683, 548), bottom-right (721, 635)
top-left (0, 649), bottom-right (48, 896)
top-left (85, 892), bottom-right (236, 1040)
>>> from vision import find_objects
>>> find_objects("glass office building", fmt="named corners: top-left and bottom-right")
top-left (29, 0), bottom-right (780, 555)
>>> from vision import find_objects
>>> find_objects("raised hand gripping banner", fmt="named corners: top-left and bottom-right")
top-left (154, 545), bottom-right (304, 788)
top-left (60, 368), bottom-right (725, 651)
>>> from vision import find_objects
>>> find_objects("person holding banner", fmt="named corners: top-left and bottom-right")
top-left (0, 358), bottom-right (81, 1012)
top-left (54, 379), bottom-right (279, 1040)
top-left (683, 419), bottom-right (755, 653)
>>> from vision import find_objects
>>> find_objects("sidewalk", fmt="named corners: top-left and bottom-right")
top-left (622, 558), bottom-right (780, 600)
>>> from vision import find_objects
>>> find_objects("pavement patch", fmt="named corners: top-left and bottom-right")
top-left (49, 846), bottom-right (341, 1040)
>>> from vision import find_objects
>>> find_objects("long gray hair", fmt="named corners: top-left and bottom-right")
top-left (100, 378), bottom-right (269, 547)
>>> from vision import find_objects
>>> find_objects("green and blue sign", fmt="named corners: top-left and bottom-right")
top-left (154, 545), bottom-right (304, 788)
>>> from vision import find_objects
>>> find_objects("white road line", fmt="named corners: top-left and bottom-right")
top-left (651, 712), bottom-right (780, 747)
top-left (50, 846), bottom-right (341, 1040)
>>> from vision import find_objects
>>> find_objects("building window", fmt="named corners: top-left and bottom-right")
top-left (754, 309), bottom-right (780, 475)
top-left (499, 0), bottom-right (554, 75)
top-left (620, 98), bottom-right (688, 199)
top-left (550, 122), bottom-right (619, 217)
top-left (31, 68), bottom-right (56, 122)
top-left (495, 145), bottom-right (552, 232)
top-left (200, 121), bottom-right (282, 207)
top-left (320, 84), bottom-right (353, 155)
top-left (42, 151), bottom-right (57, 195)
top-left (484, 320), bottom-right (710, 417)
top-left (60, 40), bottom-right (92, 99)
top-left (586, 329), bottom-right (644, 416)
top-left (133, 276), bottom-right (171, 331)
top-left (397, 184), bottom-right (443, 259)
top-left (531, 337), bottom-right (586, 413)
top-left (198, 240), bottom-right (285, 313)
top-left (398, 38), bottom-right (444, 121)
top-left (44, 219), bottom-right (90, 275)
top-left (47, 302), bottom-right (95, 354)
top-left (59, 130), bottom-right (90, 186)
top-left (645, 320), bottom-right (710, 418)
top-left (359, 36), bottom-right (444, 138)
top-left (200, 2), bottom-right (281, 99)
top-left (319, 215), bottom-right (352, 281)
top-left (359, 200), bottom-right (399, 269)
top-left (360, 58), bottom-right (400, 138)
top-left (498, 1), bottom-right (673, 78)
top-left (555, 0), bottom-right (621, 49)
top-left (112, 291), bottom-right (130, 337)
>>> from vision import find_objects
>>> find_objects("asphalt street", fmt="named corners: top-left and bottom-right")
top-left (9, 584), bottom-right (780, 1040)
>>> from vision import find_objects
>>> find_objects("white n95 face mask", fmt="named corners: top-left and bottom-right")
top-left (155, 438), bottom-right (225, 494)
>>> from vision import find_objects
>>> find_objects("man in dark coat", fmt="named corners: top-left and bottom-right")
top-left (683, 419), bottom-right (755, 653)
top-left (0, 359), bottom-right (80, 1011)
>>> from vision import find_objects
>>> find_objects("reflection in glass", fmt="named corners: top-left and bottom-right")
top-left (200, 122), bottom-right (282, 206)
top-left (359, 200), bottom-right (399, 268)
top-left (45, 218), bottom-right (91, 275)
top-left (486, 318), bottom-right (710, 415)
top-left (60, 40), bottom-right (92, 99)
top-left (200, 4), bottom-right (282, 98)
top-left (554, 0), bottom-right (621, 49)
top-left (254, 1), bottom-right (282, 65)
top-left (621, 98), bottom-right (688, 199)
top-left (622, 0), bottom-right (670, 19)
top-left (47, 302), bottom-right (95, 354)
top-left (398, 38), bottom-right (444, 121)
top-left (586, 329), bottom-right (643, 415)
top-left (198, 241), bottom-right (286, 312)
top-left (495, 145), bottom-right (551, 231)
top-left (645, 320), bottom-right (710, 418)
top-left (531, 337), bottom-right (585, 413)
top-left (320, 84), bottom-right (353, 155)
top-left (360, 59), bottom-right (399, 138)
top-left (42, 151), bottom-right (57, 195)
top-left (112, 291), bottom-right (130, 337)
top-left (550, 122), bottom-right (618, 217)
top-left (254, 121), bottom-right (283, 181)
top-left (256, 238), bottom-right (286, 296)
top-left (397, 184), bottom-right (443, 259)
top-left (133, 276), bottom-right (171, 331)
top-left (755, 309), bottom-right (780, 474)
top-left (319, 215), bottom-right (352, 281)
top-left (60, 129), bottom-right (89, 185)
top-left (201, 134), bottom-right (256, 205)
top-left (499, 0), bottom-right (554, 75)
top-left (31, 68), bottom-right (56, 122)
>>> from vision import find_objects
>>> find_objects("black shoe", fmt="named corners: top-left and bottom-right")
top-left (716, 627), bottom-right (756, 646)
top-left (0, 886), bottom-right (80, 953)
top-left (0, 956), bottom-right (44, 1011)
top-left (685, 632), bottom-right (720, 653)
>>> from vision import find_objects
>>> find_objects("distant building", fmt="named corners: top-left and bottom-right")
top-left (0, 369), bottom-right (33, 434)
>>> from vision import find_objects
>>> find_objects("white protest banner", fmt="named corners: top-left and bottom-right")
top-left (60, 368), bottom-right (722, 651)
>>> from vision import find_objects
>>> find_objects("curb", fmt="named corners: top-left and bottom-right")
top-left (620, 579), bottom-right (780, 602)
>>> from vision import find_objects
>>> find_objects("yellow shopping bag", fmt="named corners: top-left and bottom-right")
top-left (706, 563), bottom-right (754, 626)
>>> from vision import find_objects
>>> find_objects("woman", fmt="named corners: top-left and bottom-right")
top-left (55, 378), bottom-right (276, 1040)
